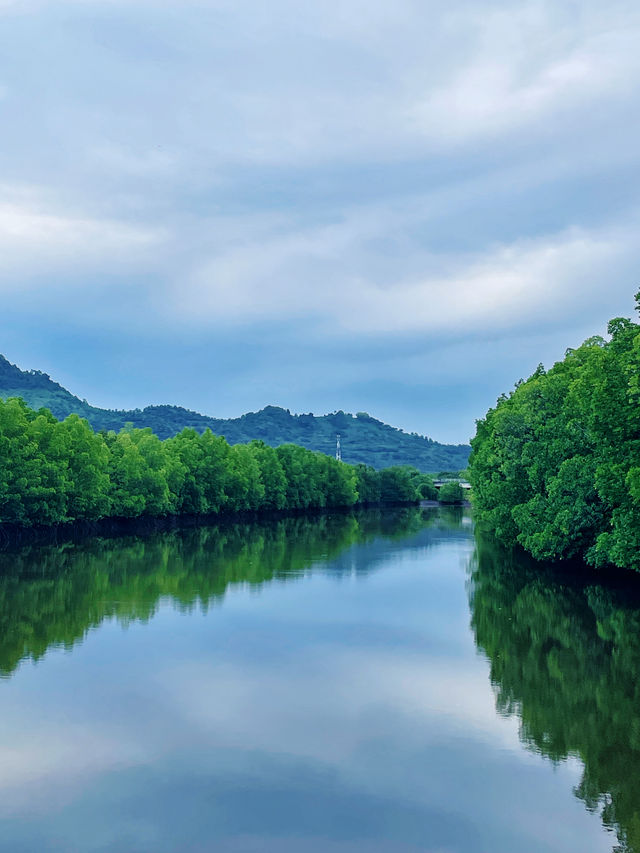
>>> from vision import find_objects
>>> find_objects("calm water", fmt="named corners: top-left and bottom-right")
top-left (0, 507), bottom-right (637, 852)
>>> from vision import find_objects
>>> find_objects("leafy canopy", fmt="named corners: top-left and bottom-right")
top-left (470, 294), bottom-right (640, 572)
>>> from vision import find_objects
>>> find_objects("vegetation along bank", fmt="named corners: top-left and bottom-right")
top-left (0, 353), bottom-right (470, 472)
top-left (470, 293), bottom-right (640, 572)
top-left (0, 397), bottom-right (442, 530)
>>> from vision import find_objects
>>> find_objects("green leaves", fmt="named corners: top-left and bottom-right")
top-left (0, 399), bottom-right (420, 528)
top-left (438, 481), bottom-right (464, 504)
top-left (470, 297), bottom-right (640, 571)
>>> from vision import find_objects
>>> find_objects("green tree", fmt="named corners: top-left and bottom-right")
top-left (225, 444), bottom-right (264, 511)
top-left (0, 399), bottom-right (424, 529)
top-left (62, 414), bottom-right (111, 520)
top-left (438, 482), bottom-right (464, 504)
top-left (378, 466), bottom-right (418, 503)
top-left (249, 440), bottom-right (287, 510)
top-left (470, 295), bottom-right (640, 572)
top-left (354, 464), bottom-right (381, 504)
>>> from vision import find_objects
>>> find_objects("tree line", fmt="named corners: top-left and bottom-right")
top-left (0, 354), bottom-right (471, 471)
top-left (469, 293), bottom-right (640, 572)
top-left (0, 397), bottom-right (440, 527)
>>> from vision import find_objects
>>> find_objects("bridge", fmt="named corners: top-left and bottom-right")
top-left (433, 479), bottom-right (471, 490)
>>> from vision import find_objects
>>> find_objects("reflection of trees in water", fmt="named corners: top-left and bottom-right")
top-left (469, 532), bottom-right (640, 853)
top-left (0, 507), bottom-right (460, 678)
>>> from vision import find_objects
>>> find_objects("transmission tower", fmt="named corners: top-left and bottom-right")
top-left (335, 433), bottom-right (342, 462)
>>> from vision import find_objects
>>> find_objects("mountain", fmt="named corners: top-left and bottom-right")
top-left (0, 354), bottom-right (470, 472)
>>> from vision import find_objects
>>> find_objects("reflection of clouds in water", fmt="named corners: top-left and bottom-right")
top-left (161, 652), bottom-right (528, 766)
top-left (207, 840), bottom-right (445, 853)
top-left (0, 642), bottom-right (580, 832)
top-left (0, 717), bottom-right (146, 815)
top-left (0, 521), bottom-right (611, 853)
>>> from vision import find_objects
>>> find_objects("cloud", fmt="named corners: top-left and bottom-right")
top-left (0, 186), bottom-right (164, 284)
top-left (3, 0), bottom-right (639, 175)
top-left (0, 0), bottom-right (638, 434)
top-left (175, 211), bottom-right (638, 338)
top-left (336, 227), bottom-right (629, 335)
top-left (89, 143), bottom-right (177, 177)
top-left (408, 4), bottom-right (640, 145)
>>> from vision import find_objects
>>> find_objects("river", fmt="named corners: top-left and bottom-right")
top-left (0, 507), bottom-right (634, 852)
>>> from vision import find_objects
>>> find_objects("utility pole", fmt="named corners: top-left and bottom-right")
top-left (336, 433), bottom-right (341, 462)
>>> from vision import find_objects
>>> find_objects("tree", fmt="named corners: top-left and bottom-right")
top-left (225, 444), bottom-right (264, 511)
top-left (0, 399), bottom-right (426, 528)
top-left (438, 482), bottom-right (464, 504)
top-left (249, 440), bottom-right (287, 510)
top-left (378, 467), bottom-right (418, 503)
top-left (470, 294), bottom-right (640, 571)
top-left (62, 414), bottom-right (111, 520)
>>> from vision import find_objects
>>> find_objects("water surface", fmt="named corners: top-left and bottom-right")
top-left (0, 508), bottom-right (633, 852)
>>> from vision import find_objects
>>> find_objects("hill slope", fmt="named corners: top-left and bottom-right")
top-left (0, 354), bottom-right (470, 471)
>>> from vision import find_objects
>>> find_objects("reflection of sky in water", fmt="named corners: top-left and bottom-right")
top-left (0, 520), bottom-right (613, 853)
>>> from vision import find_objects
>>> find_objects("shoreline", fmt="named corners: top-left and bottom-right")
top-left (0, 500), bottom-right (425, 550)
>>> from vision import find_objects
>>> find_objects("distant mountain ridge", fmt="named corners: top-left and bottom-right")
top-left (0, 354), bottom-right (470, 472)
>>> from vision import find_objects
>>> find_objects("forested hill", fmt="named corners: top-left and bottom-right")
top-left (0, 354), bottom-right (469, 472)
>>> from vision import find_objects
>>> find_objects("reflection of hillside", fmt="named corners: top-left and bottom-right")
top-left (0, 507), bottom-right (462, 679)
top-left (327, 506), bottom-right (472, 577)
top-left (469, 533), bottom-right (640, 853)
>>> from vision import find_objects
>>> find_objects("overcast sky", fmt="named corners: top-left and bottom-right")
top-left (1, 0), bottom-right (638, 443)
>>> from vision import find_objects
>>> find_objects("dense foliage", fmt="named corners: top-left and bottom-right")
top-left (0, 354), bottom-right (470, 471)
top-left (470, 295), bottom-right (640, 571)
top-left (470, 532), bottom-right (640, 852)
top-left (0, 398), bottom-right (434, 528)
top-left (437, 481), bottom-right (464, 504)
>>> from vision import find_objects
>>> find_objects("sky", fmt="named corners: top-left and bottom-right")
top-left (1, 0), bottom-right (639, 444)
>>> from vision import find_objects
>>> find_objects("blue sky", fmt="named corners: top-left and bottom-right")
top-left (1, 0), bottom-right (639, 443)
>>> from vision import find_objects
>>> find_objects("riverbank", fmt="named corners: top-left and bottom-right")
top-left (0, 499), bottom-right (421, 549)
top-left (420, 499), bottom-right (472, 508)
